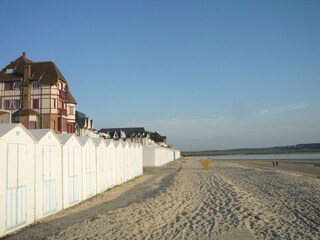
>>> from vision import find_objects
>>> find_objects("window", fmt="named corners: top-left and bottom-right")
top-left (51, 99), bottom-right (56, 108)
top-left (5, 69), bottom-right (14, 74)
top-left (4, 82), bottom-right (14, 90)
top-left (68, 106), bottom-right (75, 115)
top-left (33, 99), bottom-right (39, 109)
top-left (13, 82), bottom-right (21, 89)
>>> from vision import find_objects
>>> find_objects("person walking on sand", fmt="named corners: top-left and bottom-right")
top-left (276, 160), bottom-right (278, 166)
top-left (273, 160), bottom-right (275, 167)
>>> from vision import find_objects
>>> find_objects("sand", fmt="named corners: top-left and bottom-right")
top-left (4, 157), bottom-right (320, 240)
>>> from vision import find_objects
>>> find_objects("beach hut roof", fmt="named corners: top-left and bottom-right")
top-left (92, 137), bottom-right (105, 146)
top-left (58, 133), bottom-right (82, 145)
top-left (113, 140), bottom-right (121, 147)
top-left (28, 128), bottom-right (62, 143)
top-left (105, 139), bottom-right (115, 147)
top-left (0, 123), bottom-right (36, 141)
top-left (79, 136), bottom-right (97, 146)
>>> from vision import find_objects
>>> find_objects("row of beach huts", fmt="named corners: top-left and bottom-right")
top-left (0, 123), bottom-right (180, 237)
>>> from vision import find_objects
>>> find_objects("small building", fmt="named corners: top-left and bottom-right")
top-left (28, 129), bottom-right (63, 220)
top-left (0, 124), bottom-right (36, 237)
top-left (0, 109), bottom-right (11, 123)
top-left (105, 139), bottom-right (117, 188)
top-left (79, 137), bottom-right (97, 200)
top-left (58, 133), bottom-right (82, 209)
top-left (92, 138), bottom-right (108, 193)
top-left (75, 111), bottom-right (97, 137)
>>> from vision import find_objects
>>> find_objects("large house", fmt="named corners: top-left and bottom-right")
top-left (0, 52), bottom-right (77, 133)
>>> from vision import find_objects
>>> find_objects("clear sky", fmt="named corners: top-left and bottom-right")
top-left (1, 0), bottom-right (320, 151)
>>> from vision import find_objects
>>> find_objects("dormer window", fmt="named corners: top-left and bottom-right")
top-left (5, 68), bottom-right (14, 74)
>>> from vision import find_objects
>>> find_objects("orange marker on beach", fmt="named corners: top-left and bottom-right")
top-left (203, 159), bottom-right (210, 170)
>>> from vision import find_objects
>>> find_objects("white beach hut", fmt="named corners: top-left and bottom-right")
top-left (79, 137), bottom-right (97, 200)
top-left (128, 141), bottom-right (135, 180)
top-left (0, 124), bottom-right (36, 237)
top-left (131, 142), bottom-right (137, 178)
top-left (122, 141), bottom-right (130, 182)
top-left (92, 138), bottom-right (108, 194)
top-left (28, 129), bottom-right (63, 220)
top-left (58, 134), bottom-right (82, 209)
top-left (114, 140), bottom-right (125, 185)
top-left (106, 139), bottom-right (117, 188)
top-left (136, 143), bottom-right (143, 175)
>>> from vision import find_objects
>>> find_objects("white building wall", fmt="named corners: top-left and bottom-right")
top-left (143, 146), bottom-right (176, 167)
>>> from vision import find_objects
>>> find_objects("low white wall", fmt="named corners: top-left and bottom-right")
top-left (143, 146), bottom-right (178, 167)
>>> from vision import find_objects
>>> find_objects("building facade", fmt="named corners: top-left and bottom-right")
top-left (0, 52), bottom-right (76, 133)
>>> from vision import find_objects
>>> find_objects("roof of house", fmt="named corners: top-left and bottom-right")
top-left (0, 52), bottom-right (67, 84)
top-left (100, 127), bottom-right (146, 138)
top-left (17, 108), bottom-right (41, 116)
top-left (76, 111), bottom-right (87, 128)
top-left (66, 90), bottom-right (77, 104)
top-left (150, 132), bottom-right (167, 143)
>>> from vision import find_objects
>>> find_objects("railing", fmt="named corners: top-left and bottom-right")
top-left (59, 108), bottom-right (67, 116)
top-left (68, 175), bottom-right (79, 204)
top-left (43, 180), bottom-right (57, 215)
top-left (6, 185), bottom-right (27, 230)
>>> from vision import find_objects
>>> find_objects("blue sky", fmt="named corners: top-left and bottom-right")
top-left (1, 0), bottom-right (320, 151)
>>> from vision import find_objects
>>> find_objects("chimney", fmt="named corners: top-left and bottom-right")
top-left (22, 51), bottom-right (26, 57)
top-left (24, 65), bottom-right (31, 81)
top-left (22, 65), bottom-right (32, 109)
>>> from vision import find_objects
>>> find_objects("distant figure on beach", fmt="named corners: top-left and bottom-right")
top-left (273, 160), bottom-right (275, 167)
top-left (276, 160), bottom-right (278, 166)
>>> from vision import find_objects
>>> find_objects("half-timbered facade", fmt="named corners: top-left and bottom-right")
top-left (0, 52), bottom-right (76, 133)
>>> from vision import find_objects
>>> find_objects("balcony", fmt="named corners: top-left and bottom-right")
top-left (59, 108), bottom-right (67, 116)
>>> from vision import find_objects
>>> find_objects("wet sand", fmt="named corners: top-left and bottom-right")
top-left (4, 157), bottom-right (320, 240)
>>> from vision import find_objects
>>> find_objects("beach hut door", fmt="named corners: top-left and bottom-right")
top-left (6, 143), bottom-right (28, 230)
top-left (42, 145), bottom-right (57, 215)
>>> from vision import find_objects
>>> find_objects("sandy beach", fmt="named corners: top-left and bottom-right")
top-left (4, 157), bottom-right (320, 240)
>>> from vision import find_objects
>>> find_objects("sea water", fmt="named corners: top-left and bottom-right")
top-left (204, 153), bottom-right (320, 160)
